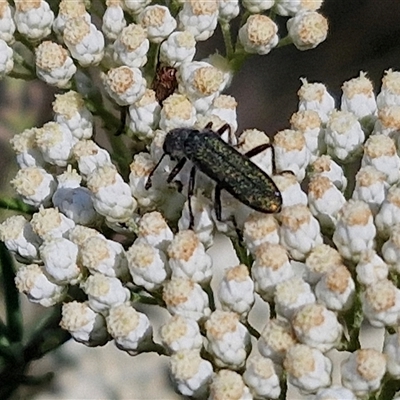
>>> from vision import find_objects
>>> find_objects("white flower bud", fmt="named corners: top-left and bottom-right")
top-left (126, 240), bottom-right (169, 291)
top-left (86, 164), bottom-right (137, 223)
top-left (341, 72), bottom-right (377, 125)
top-left (14, 0), bottom-right (53, 40)
top-left (68, 225), bottom-right (105, 247)
top-left (0, 0), bottom-right (16, 43)
top-left (52, 0), bottom-right (90, 37)
top-left (162, 277), bottom-right (211, 322)
top-left (15, 264), bottom-right (67, 306)
top-left (315, 265), bottom-right (355, 311)
top-left (352, 166), bottom-right (388, 214)
top-left (128, 90), bottom-right (161, 140)
top-left (178, 195), bottom-right (215, 248)
top-left (325, 110), bottom-right (364, 162)
top-left (208, 95), bottom-right (238, 135)
top-left (374, 105), bottom-right (400, 138)
top-left (63, 18), bottom-right (104, 67)
top-left (52, 167), bottom-right (98, 226)
top-left (361, 134), bottom-right (400, 185)
top-left (258, 319), bottom-right (297, 364)
top-left (273, 173), bottom-right (308, 208)
top-left (238, 14), bottom-right (279, 55)
top-left (178, 0), bottom-right (219, 41)
top-left (382, 224), bottom-right (400, 272)
top-left (129, 152), bottom-right (161, 208)
top-left (83, 273), bottom-right (130, 314)
top-left (292, 303), bottom-right (342, 353)
top-left (0, 215), bottom-right (41, 262)
top-left (35, 41), bottom-right (76, 88)
top-left (123, 0), bottom-right (151, 15)
top-left (310, 155), bottom-right (347, 191)
top-left (243, 355), bottom-right (281, 399)
top-left (138, 5), bottom-right (176, 43)
top-left (53, 91), bottom-right (93, 140)
top-left (274, 129), bottom-right (310, 181)
top-left (10, 166), bottom-right (56, 207)
top-left (384, 329), bottom-right (400, 379)
top-left (377, 69), bottom-right (400, 109)
top-left (218, 0), bottom-right (239, 21)
top-left (36, 122), bottom-right (77, 167)
top-left (40, 237), bottom-right (81, 284)
top-left (9, 127), bottom-right (45, 169)
top-left (333, 200), bottom-right (376, 262)
top-left (102, 66), bottom-right (146, 106)
top-left (243, 213), bottom-right (279, 254)
top-left (113, 23), bottom-right (149, 68)
top-left (0, 38), bottom-right (12, 78)
top-left (169, 350), bottom-right (213, 398)
top-left (72, 140), bottom-right (112, 178)
top-left (30, 207), bottom-right (75, 241)
top-left (60, 301), bottom-right (109, 346)
top-left (167, 230), bottom-right (212, 285)
top-left (137, 211), bottom-right (174, 251)
top-left (242, 0), bottom-right (273, 14)
top-left (376, 186), bottom-right (400, 239)
top-left (252, 243), bottom-right (295, 301)
top-left (275, 0), bottom-right (323, 17)
top-left (160, 315), bottom-right (203, 353)
top-left (298, 79), bottom-right (335, 124)
top-left (341, 349), bottom-right (386, 396)
top-left (218, 264), bottom-right (255, 318)
top-left (284, 344), bottom-right (332, 393)
top-left (304, 244), bottom-right (342, 285)
top-left (275, 276), bottom-right (316, 320)
top-left (81, 236), bottom-right (128, 279)
top-left (209, 370), bottom-right (252, 400)
top-left (236, 129), bottom-right (270, 157)
top-left (106, 303), bottom-right (152, 354)
top-left (178, 61), bottom-right (225, 114)
top-left (315, 386), bottom-right (357, 400)
top-left (287, 11), bottom-right (328, 51)
top-left (290, 109), bottom-right (324, 162)
top-left (205, 310), bottom-right (251, 369)
top-left (159, 93), bottom-right (197, 131)
top-left (159, 31), bottom-right (196, 66)
top-left (362, 279), bottom-right (400, 327)
top-left (356, 250), bottom-right (388, 286)
top-left (102, 0), bottom-right (126, 41)
top-left (308, 175), bottom-right (346, 230)
top-left (280, 204), bottom-right (323, 261)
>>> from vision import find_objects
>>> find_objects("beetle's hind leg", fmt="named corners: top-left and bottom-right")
top-left (188, 165), bottom-right (197, 229)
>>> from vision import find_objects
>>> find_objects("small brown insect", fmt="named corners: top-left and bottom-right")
top-left (152, 65), bottom-right (178, 104)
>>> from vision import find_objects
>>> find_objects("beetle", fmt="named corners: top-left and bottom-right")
top-left (152, 65), bottom-right (178, 104)
top-left (145, 123), bottom-right (282, 228)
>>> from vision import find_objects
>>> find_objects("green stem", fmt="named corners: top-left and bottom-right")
top-left (220, 20), bottom-right (234, 59)
top-left (276, 35), bottom-right (293, 48)
top-left (0, 243), bottom-right (23, 343)
top-left (0, 198), bottom-right (35, 214)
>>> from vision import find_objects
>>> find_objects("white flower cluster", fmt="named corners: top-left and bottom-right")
top-left (6, 0), bottom-right (399, 398)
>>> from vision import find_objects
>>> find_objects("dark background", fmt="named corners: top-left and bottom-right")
top-left (201, 0), bottom-right (400, 134)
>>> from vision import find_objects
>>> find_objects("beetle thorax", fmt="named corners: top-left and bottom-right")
top-left (163, 128), bottom-right (195, 159)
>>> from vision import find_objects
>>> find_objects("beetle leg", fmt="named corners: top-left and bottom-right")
top-left (245, 143), bottom-right (278, 175)
top-left (188, 165), bottom-right (197, 229)
top-left (115, 106), bottom-right (128, 136)
top-left (145, 153), bottom-right (167, 189)
top-left (204, 121), bottom-right (213, 129)
top-left (214, 184), bottom-right (222, 221)
top-left (216, 123), bottom-right (236, 144)
top-left (167, 157), bottom-right (187, 183)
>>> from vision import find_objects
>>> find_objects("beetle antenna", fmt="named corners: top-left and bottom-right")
top-left (145, 153), bottom-right (167, 189)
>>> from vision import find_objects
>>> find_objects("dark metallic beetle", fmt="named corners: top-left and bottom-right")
top-left (146, 123), bottom-right (282, 227)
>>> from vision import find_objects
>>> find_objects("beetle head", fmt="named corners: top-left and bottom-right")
top-left (163, 128), bottom-right (194, 159)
